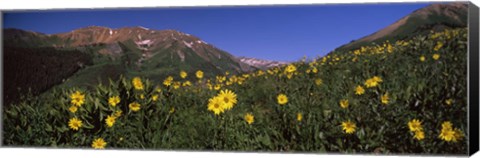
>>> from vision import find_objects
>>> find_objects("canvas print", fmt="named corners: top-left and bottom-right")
top-left (1, 1), bottom-right (477, 155)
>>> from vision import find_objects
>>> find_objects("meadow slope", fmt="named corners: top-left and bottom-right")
top-left (3, 28), bottom-right (468, 154)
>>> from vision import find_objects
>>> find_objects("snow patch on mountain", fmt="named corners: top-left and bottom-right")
top-left (135, 40), bottom-right (154, 50)
top-left (196, 40), bottom-right (208, 44)
top-left (182, 41), bottom-right (194, 48)
top-left (136, 40), bottom-right (153, 45)
top-left (139, 26), bottom-right (149, 30)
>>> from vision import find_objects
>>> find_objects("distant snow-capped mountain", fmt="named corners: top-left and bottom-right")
top-left (238, 57), bottom-right (288, 70)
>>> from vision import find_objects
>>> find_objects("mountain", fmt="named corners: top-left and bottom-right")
top-left (335, 2), bottom-right (468, 52)
top-left (7, 26), bottom-right (255, 71)
top-left (3, 28), bottom-right (64, 47)
top-left (4, 26), bottom-right (257, 78)
top-left (238, 57), bottom-right (288, 70)
top-left (3, 26), bottom-right (261, 105)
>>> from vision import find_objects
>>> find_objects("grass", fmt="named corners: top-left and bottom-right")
top-left (2, 28), bottom-right (468, 154)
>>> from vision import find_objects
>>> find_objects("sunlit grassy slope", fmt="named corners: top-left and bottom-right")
top-left (55, 39), bottom-right (252, 91)
top-left (3, 28), bottom-right (468, 154)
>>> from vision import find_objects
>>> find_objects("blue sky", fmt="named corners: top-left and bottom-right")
top-left (3, 3), bottom-right (432, 62)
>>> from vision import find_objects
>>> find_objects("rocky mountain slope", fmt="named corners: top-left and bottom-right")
top-left (335, 2), bottom-right (468, 52)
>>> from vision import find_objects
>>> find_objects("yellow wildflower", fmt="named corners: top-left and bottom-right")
top-left (285, 64), bottom-right (297, 73)
top-left (155, 86), bottom-right (162, 93)
top-left (163, 76), bottom-right (173, 86)
top-left (439, 128), bottom-right (456, 142)
top-left (355, 85), bottom-right (365, 95)
top-left (244, 113), bottom-right (254, 125)
top-left (341, 120), bottom-right (356, 134)
top-left (420, 55), bottom-right (426, 62)
top-left (214, 84), bottom-right (221, 90)
top-left (441, 121), bottom-right (453, 131)
top-left (108, 96), bottom-right (120, 107)
top-left (315, 78), bottom-right (322, 86)
top-left (105, 115), bottom-right (116, 127)
top-left (364, 78), bottom-right (378, 88)
top-left (297, 113), bottom-right (303, 122)
top-left (207, 96), bottom-right (225, 115)
top-left (381, 93), bottom-right (389, 105)
top-left (434, 41), bottom-right (443, 51)
top-left (152, 94), bottom-right (159, 102)
top-left (277, 94), bottom-right (288, 105)
top-left (69, 105), bottom-right (78, 113)
top-left (196, 70), bottom-right (204, 79)
top-left (182, 81), bottom-right (192, 87)
top-left (114, 110), bottom-right (122, 117)
top-left (339, 99), bottom-right (349, 109)
top-left (68, 117), bottom-right (82, 131)
top-left (386, 44), bottom-right (393, 53)
top-left (173, 81), bottom-right (181, 89)
top-left (439, 121), bottom-right (463, 142)
top-left (353, 49), bottom-right (360, 55)
top-left (408, 119), bottom-right (423, 132)
top-left (132, 77), bottom-right (144, 90)
top-left (218, 89), bottom-right (237, 110)
top-left (372, 76), bottom-right (383, 83)
top-left (70, 91), bottom-right (85, 107)
top-left (414, 130), bottom-right (425, 140)
top-left (445, 99), bottom-right (453, 106)
top-left (91, 138), bottom-right (107, 149)
top-left (433, 54), bottom-right (440, 60)
top-left (180, 70), bottom-right (187, 79)
top-left (129, 102), bottom-right (141, 112)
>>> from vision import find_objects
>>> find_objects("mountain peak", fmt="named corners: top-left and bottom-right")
top-left (78, 25), bottom-right (111, 31)
top-left (412, 2), bottom-right (468, 20)
top-left (4, 28), bottom-right (43, 35)
top-left (420, 2), bottom-right (467, 11)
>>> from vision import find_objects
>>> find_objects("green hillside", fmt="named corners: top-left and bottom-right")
top-left (3, 28), bottom-right (468, 154)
